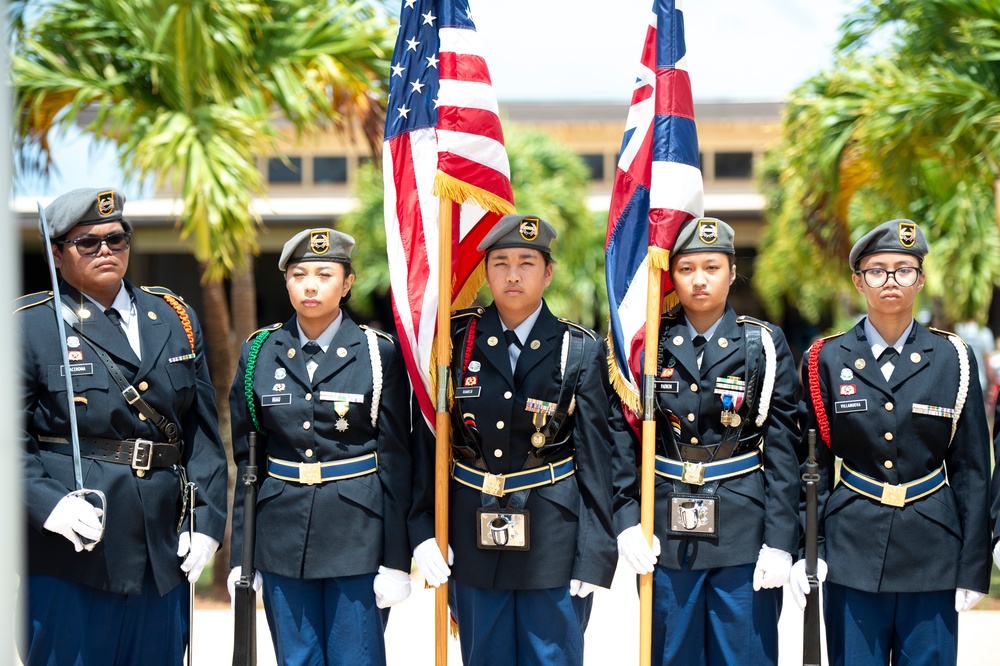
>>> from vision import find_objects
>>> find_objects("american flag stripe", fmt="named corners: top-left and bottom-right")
top-left (384, 0), bottom-right (513, 427)
top-left (605, 0), bottom-right (704, 414)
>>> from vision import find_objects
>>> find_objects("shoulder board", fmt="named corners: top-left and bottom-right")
top-left (245, 322), bottom-right (283, 343)
top-left (735, 315), bottom-right (773, 333)
top-left (558, 319), bottom-right (598, 341)
top-left (451, 306), bottom-right (484, 320)
top-left (816, 331), bottom-right (845, 342)
top-left (360, 325), bottom-right (395, 344)
top-left (140, 285), bottom-right (185, 304)
top-left (13, 291), bottom-right (53, 314)
top-left (929, 327), bottom-right (966, 346)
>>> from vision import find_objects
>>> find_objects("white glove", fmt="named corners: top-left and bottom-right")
top-left (374, 566), bottom-right (412, 608)
top-left (617, 524), bottom-right (661, 575)
top-left (43, 493), bottom-right (104, 552)
top-left (177, 531), bottom-right (220, 583)
top-left (993, 542), bottom-right (1000, 571)
top-left (789, 558), bottom-right (828, 611)
top-left (413, 538), bottom-right (453, 587)
top-left (569, 579), bottom-right (597, 598)
top-left (752, 545), bottom-right (793, 591)
top-left (955, 588), bottom-right (984, 612)
top-left (227, 566), bottom-right (263, 608)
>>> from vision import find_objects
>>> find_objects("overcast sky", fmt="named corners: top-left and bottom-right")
top-left (14, 0), bottom-right (859, 197)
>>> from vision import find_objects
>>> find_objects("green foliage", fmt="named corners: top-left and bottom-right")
top-left (338, 125), bottom-right (610, 331)
top-left (11, 0), bottom-right (394, 279)
top-left (755, 0), bottom-right (1000, 326)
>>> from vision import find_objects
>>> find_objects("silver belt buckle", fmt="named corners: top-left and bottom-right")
top-left (681, 461), bottom-right (705, 485)
top-left (131, 439), bottom-right (153, 471)
top-left (482, 472), bottom-right (505, 497)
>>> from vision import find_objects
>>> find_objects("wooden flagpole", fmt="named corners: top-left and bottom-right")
top-left (434, 200), bottom-right (455, 665)
top-left (638, 263), bottom-right (662, 666)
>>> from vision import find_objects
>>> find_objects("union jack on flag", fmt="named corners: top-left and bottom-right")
top-left (605, 0), bottom-right (704, 415)
top-left (383, 0), bottom-right (515, 427)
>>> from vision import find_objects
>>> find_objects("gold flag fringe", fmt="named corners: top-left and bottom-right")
top-left (607, 337), bottom-right (642, 413)
top-left (434, 172), bottom-right (516, 216)
top-left (648, 246), bottom-right (671, 272)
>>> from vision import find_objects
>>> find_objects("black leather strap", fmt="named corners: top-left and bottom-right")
top-left (38, 435), bottom-right (181, 469)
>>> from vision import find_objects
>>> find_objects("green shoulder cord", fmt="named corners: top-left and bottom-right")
top-left (244, 330), bottom-right (271, 435)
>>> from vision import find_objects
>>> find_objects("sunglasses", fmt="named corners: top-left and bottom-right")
top-left (57, 231), bottom-right (132, 256)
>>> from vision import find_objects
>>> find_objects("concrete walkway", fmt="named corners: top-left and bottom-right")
top-left (197, 562), bottom-right (999, 665)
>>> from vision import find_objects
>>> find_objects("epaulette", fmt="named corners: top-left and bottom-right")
top-left (817, 331), bottom-right (845, 341)
top-left (360, 324), bottom-right (395, 344)
top-left (451, 306), bottom-right (484, 320)
top-left (930, 327), bottom-right (966, 346)
top-left (558, 318), bottom-right (598, 341)
top-left (140, 285), bottom-right (186, 304)
top-left (245, 322), bottom-right (282, 343)
top-left (735, 315), bottom-right (773, 333)
top-left (13, 291), bottom-right (53, 314)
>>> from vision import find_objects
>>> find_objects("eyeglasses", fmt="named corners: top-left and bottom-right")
top-left (57, 232), bottom-right (131, 256)
top-left (855, 266), bottom-right (921, 288)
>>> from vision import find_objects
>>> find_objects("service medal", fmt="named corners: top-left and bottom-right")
top-left (335, 402), bottom-right (349, 432)
top-left (531, 432), bottom-right (546, 447)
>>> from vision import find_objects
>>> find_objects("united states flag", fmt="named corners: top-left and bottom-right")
top-left (383, 0), bottom-right (515, 427)
top-left (605, 0), bottom-right (704, 415)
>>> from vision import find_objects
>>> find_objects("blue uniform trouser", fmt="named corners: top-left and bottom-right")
top-left (450, 580), bottom-right (593, 666)
top-left (262, 571), bottom-right (388, 666)
top-left (825, 583), bottom-right (957, 666)
top-left (21, 572), bottom-right (189, 666)
top-left (650, 561), bottom-right (780, 666)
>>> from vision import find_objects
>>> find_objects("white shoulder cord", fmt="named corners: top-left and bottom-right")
top-left (947, 334), bottom-right (969, 446)
top-left (560, 331), bottom-right (577, 415)
top-left (755, 328), bottom-right (776, 427)
top-left (365, 328), bottom-right (383, 428)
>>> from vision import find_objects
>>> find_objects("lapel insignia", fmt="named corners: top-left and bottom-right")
top-left (910, 352), bottom-right (921, 363)
top-left (854, 359), bottom-right (866, 370)
top-left (147, 311), bottom-right (157, 320)
top-left (287, 348), bottom-right (296, 359)
top-left (718, 338), bottom-right (728, 348)
top-left (672, 335), bottom-right (684, 346)
top-left (337, 347), bottom-right (348, 358)
top-left (488, 336), bottom-right (499, 347)
top-left (530, 340), bottom-right (540, 350)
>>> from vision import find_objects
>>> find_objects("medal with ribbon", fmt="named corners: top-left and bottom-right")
top-left (714, 376), bottom-right (746, 427)
top-left (525, 398), bottom-right (557, 448)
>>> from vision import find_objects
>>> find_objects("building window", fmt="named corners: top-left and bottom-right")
top-left (314, 156), bottom-right (348, 184)
top-left (714, 152), bottom-right (753, 179)
top-left (268, 157), bottom-right (302, 184)
top-left (579, 153), bottom-right (605, 181)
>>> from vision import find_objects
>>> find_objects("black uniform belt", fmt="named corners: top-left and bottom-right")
top-left (840, 464), bottom-right (946, 508)
top-left (654, 449), bottom-right (762, 486)
top-left (37, 434), bottom-right (180, 471)
top-left (267, 453), bottom-right (378, 486)
top-left (452, 456), bottom-right (575, 497)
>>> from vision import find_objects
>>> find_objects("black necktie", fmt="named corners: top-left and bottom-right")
top-left (877, 346), bottom-right (898, 364)
top-left (504, 329), bottom-right (523, 350)
top-left (692, 335), bottom-right (707, 358)
top-left (104, 308), bottom-right (128, 340)
top-left (302, 341), bottom-right (323, 362)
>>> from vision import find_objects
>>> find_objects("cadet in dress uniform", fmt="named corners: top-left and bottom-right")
top-left (800, 219), bottom-right (991, 666)
top-left (17, 187), bottom-right (228, 665)
top-left (228, 229), bottom-right (412, 666)
top-left (614, 218), bottom-right (802, 666)
top-left (409, 214), bottom-right (619, 665)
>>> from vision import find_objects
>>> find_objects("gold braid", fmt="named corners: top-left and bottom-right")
top-left (162, 294), bottom-right (195, 354)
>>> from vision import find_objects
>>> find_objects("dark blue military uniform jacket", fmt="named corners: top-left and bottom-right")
top-left (409, 302), bottom-right (619, 590)
top-left (18, 280), bottom-right (228, 596)
top-left (613, 306), bottom-right (802, 569)
top-left (802, 320), bottom-right (991, 593)
top-left (229, 313), bottom-right (412, 578)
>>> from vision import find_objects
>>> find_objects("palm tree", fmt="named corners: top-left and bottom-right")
top-left (338, 125), bottom-right (611, 332)
top-left (11, 0), bottom-right (394, 596)
top-left (754, 0), bottom-right (1000, 327)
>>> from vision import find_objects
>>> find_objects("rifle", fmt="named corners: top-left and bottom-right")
top-left (802, 429), bottom-right (821, 666)
top-left (232, 431), bottom-right (259, 666)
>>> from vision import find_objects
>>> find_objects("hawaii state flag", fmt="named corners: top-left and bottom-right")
top-left (383, 0), bottom-right (515, 427)
top-left (605, 0), bottom-right (704, 415)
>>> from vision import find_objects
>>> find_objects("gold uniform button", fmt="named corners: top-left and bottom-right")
top-left (884, 460), bottom-right (893, 469)
top-left (690, 437), bottom-right (699, 445)
top-left (884, 432), bottom-right (893, 441)
top-left (138, 381), bottom-right (149, 391)
top-left (885, 402), bottom-right (893, 411)
top-left (496, 421), bottom-right (505, 430)
top-left (303, 421), bottom-right (312, 430)
top-left (139, 414), bottom-right (147, 421)
top-left (305, 449), bottom-right (314, 458)
top-left (687, 413), bottom-right (695, 422)
top-left (305, 393), bottom-right (312, 401)
top-left (690, 384), bottom-right (699, 392)
top-left (494, 449), bottom-right (503, 458)
top-left (504, 391), bottom-right (512, 400)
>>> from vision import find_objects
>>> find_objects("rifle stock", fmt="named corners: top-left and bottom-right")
top-left (802, 429), bottom-right (821, 666)
top-left (232, 432), bottom-right (259, 666)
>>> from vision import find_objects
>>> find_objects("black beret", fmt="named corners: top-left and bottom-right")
top-left (41, 187), bottom-right (130, 239)
top-left (849, 219), bottom-right (928, 269)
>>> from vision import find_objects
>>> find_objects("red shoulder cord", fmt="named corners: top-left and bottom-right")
top-left (807, 338), bottom-right (832, 447)
top-left (162, 294), bottom-right (195, 354)
top-left (460, 318), bottom-right (477, 383)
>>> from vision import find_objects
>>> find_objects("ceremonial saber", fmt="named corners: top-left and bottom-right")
top-left (187, 481), bottom-right (197, 666)
top-left (37, 202), bottom-right (107, 548)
